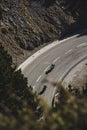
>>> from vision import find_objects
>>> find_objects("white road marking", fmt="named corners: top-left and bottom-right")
top-left (36, 75), bottom-right (42, 82)
top-left (53, 57), bottom-right (60, 63)
top-left (32, 85), bottom-right (35, 89)
top-left (77, 42), bottom-right (87, 48)
top-left (17, 33), bottom-right (79, 71)
top-left (55, 92), bottom-right (60, 97)
top-left (44, 66), bottom-right (50, 72)
top-left (65, 49), bottom-right (73, 55)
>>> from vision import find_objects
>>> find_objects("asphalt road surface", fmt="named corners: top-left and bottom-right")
top-left (18, 33), bottom-right (87, 106)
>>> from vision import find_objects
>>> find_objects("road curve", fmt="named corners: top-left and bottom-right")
top-left (18, 33), bottom-right (87, 106)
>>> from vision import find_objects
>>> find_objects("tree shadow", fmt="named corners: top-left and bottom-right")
top-left (60, 26), bottom-right (87, 40)
top-left (76, 30), bottom-right (87, 37)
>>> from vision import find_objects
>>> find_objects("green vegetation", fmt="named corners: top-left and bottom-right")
top-left (0, 45), bottom-right (40, 129)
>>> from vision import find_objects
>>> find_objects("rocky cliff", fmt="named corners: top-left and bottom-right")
top-left (0, 0), bottom-right (87, 65)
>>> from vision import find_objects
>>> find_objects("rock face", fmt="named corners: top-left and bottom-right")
top-left (0, 0), bottom-right (87, 65)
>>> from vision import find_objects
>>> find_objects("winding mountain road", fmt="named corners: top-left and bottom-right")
top-left (18, 32), bottom-right (87, 106)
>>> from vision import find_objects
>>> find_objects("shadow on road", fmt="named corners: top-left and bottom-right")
top-left (60, 27), bottom-right (87, 40)
top-left (76, 31), bottom-right (87, 37)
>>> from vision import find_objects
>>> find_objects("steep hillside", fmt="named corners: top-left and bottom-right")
top-left (0, 0), bottom-right (74, 65)
top-left (0, 0), bottom-right (87, 65)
